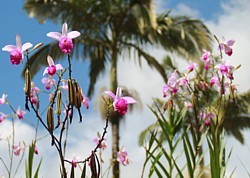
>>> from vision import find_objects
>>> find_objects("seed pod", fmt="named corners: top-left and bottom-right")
top-left (24, 69), bottom-right (31, 95)
top-left (55, 90), bottom-right (62, 115)
top-left (68, 79), bottom-right (75, 105)
top-left (47, 106), bottom-right (54, 134)
top-left (73, 81), bottom-right (82, 108)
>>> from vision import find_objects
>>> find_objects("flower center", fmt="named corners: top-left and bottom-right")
top-left (115, 99), bottom-right (128, 115)
top-left (10, 49), bottom-right (22, 65)
top-left (59, 36), bottom-right (73, 54)
top-left (47, 65), bottom-right (57, 76)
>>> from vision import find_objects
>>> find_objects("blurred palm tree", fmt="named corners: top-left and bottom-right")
top-left (23, 0), bottom-right (212, 177)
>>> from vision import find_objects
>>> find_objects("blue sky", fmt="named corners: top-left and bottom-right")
top-left (1, 0), bottom-right (250, 177)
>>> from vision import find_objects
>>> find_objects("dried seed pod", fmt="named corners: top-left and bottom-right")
top-left (47, 106), bottom-right (54, 134)
top-left (73, 81), bottom-right (82, 109)
top-left (24, 68), bottom-right (31, 95)
top-left (55, 90), bottom-right (62, 115)
top-left (68, 79), bottom-right (75, 105)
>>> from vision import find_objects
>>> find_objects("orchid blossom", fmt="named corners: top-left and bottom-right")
top-left (104, 87), bottom-right (136, 115)
top-left (12, 142), bottom-right (24, 156)
top-left (117, 147), bottom-right (129, 166)
top-left (2, 35), bottom-right (33, 65)
top-left (0, 113), bottom-right (7, 123)
top-left (0, 94), bottom-right (7, 105)
top-left (16, 106), bottom-right (26, 119)
top-left (218, 36), bottom-right (235, 56)
top-left (47, 23), bottom-right (81, 54)
top-left (201, 50), bottom-right (214, 70)
top-left (93, 133), bottom-right (107, 150)
top-left (186, 62), bottom-right (198, 73)
top-left (163, 71), bottom-right (179, 97)
top-left (215, 60), bottom-right (235, 80)
top-left (42, 76), bottom-right (56, 90)
top-left (43, 55), bottom-right (63, 76)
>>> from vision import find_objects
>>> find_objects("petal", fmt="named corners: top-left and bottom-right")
top-left (116, 87), bottom-right (122, 98)
top-left (43, 67), bottom-right (49, 76)
top-left (41, 77), bottom-right (48, 84)
top-left (16, 35), bottom-right (22, 50)
top-left (62, 23), bottom-right (68, 36)
top-left (47, 55), bottom-right (54, 66)
top-left (67, 31), bottom-right (81, 39)
top-left (121, 96), bottom-right (136, 104)
top-left (22, 42), bottom-right (33, 52)
top-left (2, 45), bottom-right (17, 52)
top-left (104, 91), bottom-right (116, 100)
top-left (226, 39), bottom-right (235, 46)
top-left (47, 32), bottom-right (62, 41)
top-left (55, 64), bottom-right (63, 71)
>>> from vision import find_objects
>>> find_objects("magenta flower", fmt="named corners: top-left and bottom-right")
top-left (0, 113), bottom-right (7, 123)
top-left (93, 133), bottom-right (107, 150)
top-left (12, 142), bottom-right (24, 156)
top-left (186, 62), bottom-right (198, 73)
top-left (201, 50), bottom-right (214, 70)
top-left (2, 35), bottom-right (33, 65)
top-left (34, 146), bottom-right (39, 155)
top-left (43, 55), bottom-right (63, 76)
top-left (0, 94), bottom-right (7, 105)
top-left (215, 61), bottom-right (234, 80)
top-left (29, 82), bottom-right (40, 105)
top-left (163, 71), bottom-right (179, 97)
top-left (219, 36), bottom-right (235, 56)
top-left (117, 147), bottom-right (129, 166)
top-left (47, 23), bottom-right (81, 54)
top-left (16, 106), bottom-right (26, 119)
top-left (210, 75), bottom-right (229, 94)
top-left (42, 76), bottom-right (56, 90)
top-left (72, 157), bottom-right (78, 168)
top-left (104, 87), bottom-right (136, 115)
top-left (82, 95), bottom-right (89, 109)
top-left (199, 111), bottom-right (215, 127)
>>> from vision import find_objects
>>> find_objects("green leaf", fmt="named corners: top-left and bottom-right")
top-left (81, 162), bottom-right (87, 178)
top-left (34, 159), bottom-right (42, 178)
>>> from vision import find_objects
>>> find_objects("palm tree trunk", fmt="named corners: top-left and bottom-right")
top-left (110, 47), bottom-right (120, 178)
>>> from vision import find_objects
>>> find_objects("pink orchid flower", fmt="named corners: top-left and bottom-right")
top-left (186, 62), bottom-right (198, 73)
top-left (0, 113), bottom-right (7, 123)
top-left (82, 95), bottom-right (89, 109)
top-left (0, 94), bottom-right (7, 105)
top-left (219, 36), bottom-right (235, 56)
top-left (210, 75), bottom-right (229, 94)
top-left (12, 142), bottom-right (24, 156)
top-left (2, 35), bottom-right (33, 65)
top-left (93, 133), bottom-right (107, 150)
top-left (163, 71), bottom-right (179, 97)
top-left (201, 50), bottom-right (214, 70)
top-left (43, 55), bottom-right (63, 76)
top-left (104, 87), bottom-right (136, 115)
top-left (29, 82), bottom-right (40, 105)
top-left (34, 146), bottom-right (39, 155)
top-left (16, 106), bottom-right (26, 119)
top-left (72, 157), bottom-right (78, 168)
top-left (117, 147), bottom-right (129, 166)
top-left (47, 23), bottom-right (81, 54)
top-left (42, 76), bottom-right (56, 90)
top-left (215, 60), bottom-right (234, 80)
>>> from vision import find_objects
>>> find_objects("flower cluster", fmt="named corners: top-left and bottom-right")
top-left (162, 36), bottom-right (236, 127)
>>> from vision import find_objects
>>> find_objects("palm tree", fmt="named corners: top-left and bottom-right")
top-left (23, 0), bottom-right (212, 177)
